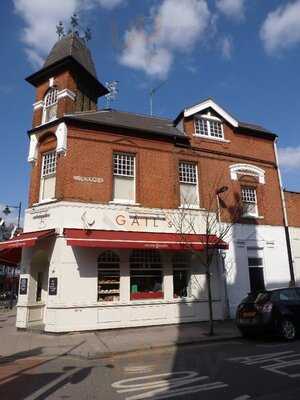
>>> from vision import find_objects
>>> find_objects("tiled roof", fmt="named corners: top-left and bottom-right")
top-left (66, 109), bottom-right (186, 138)
top-left (43, 33), bottom-right (97, 79)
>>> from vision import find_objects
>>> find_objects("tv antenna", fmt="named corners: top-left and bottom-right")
top-left (149, 81), bottom-right (166, 116)
top-left (105, 80), bottom-right (119, 109)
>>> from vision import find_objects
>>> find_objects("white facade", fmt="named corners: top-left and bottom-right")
top-left (16, 201), bottom-right (224, 332)
top-left (225, 223), bottom-right (291, 316)
top-left (289, 227), bottom-right (300, 284)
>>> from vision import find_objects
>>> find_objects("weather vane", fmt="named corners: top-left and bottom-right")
top-left (56, 21), bottom-right (65, 39)
top-left (105, 81), bottom-right (119, 109)
top-left (56, 14), bottom-right (92, 42)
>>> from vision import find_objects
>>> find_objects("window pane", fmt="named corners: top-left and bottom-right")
top-left (98, 251), bottom-right (120, 302)
top-left (179, 162), bottom-right (197, 184)
top-left (242, 187), bottom-right (256, 203)
top-left (130, 250), bottom-right (163, 300)
top-left (41, 175), bottom-right (56, 200)
top-left (195, 118), bottom-right (208, 136)
top-left (113, 153), bottom-right (135, 177)
top-left (113, 176), bottom-right (135, 202)
top-left (43, 88), bottom-right (58, 123)
top-left (42, 152), bottom-right (57, 177)
top-left (209, 120), bottom-right (223, 138)
top-left (242, 187), bottom-right (257, 216)
top-left (180, 183), bottom-right (198, 206)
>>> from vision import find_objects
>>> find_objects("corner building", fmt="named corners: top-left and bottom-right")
top-left (3, 33), bottom-right (291, 332)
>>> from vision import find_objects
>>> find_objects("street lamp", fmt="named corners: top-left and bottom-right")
top-left (2, 202), bottom-right (22, 230)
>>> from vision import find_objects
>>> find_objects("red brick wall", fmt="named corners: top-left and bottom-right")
top-left (285, 191), bottom-right (300, 227)
top-left (28, 120), bottom-right (285, 227)
top-left (31, 70), bottom-right (98, 128)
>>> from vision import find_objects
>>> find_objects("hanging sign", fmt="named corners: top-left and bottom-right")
top-left (19, 278), bottom-right (28, 295)
top-left (49, 277), bottom-right (58, 295)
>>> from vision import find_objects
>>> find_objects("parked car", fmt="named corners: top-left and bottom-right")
top-left (236, 287), bottom-right (300, 340)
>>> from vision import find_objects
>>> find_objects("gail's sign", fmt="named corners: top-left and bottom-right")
top-left (115, 213), bottom-right (174, 229)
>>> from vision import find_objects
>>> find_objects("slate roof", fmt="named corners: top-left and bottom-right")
top-left (43, 33), bottom-right (97, 79)
top-left (66, 109), bottom-right (186, 139)
top-left (238, 121), bottom-right (275, 135)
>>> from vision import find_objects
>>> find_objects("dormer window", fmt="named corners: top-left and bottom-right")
top-left (42, 88), bottom-right (58, 124)
top-left (195, 117), bottom-right (224, 139)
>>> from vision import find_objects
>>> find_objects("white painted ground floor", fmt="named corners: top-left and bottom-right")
top-left (14, 202), bottom-right (292, 332)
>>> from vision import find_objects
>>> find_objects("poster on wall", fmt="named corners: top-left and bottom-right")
top-left (19, 278), bottom-right (28, 295)
top-left (49, 277), bottom-right (58, 296)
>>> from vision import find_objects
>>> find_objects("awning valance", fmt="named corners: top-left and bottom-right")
top-left (64, 229), bottom-right (228, 251)
top-left (0, 229), bottom-right (56, 251)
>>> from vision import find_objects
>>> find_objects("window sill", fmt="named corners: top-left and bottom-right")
top-left (242, 214), bottom-right (264, 220)
top-left (33, 198), bottom-right (58, 207)
top-left (109, 201), bottom-right (141, 207)
top-left (193, 135), bottom-right (230, 144)
top-left (178, 205), bottom-right (205, 211)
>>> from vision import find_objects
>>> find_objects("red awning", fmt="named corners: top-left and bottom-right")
top-left (64, 229), bottom-right (228, 251)
top-left (0, 229), bottom-right (56, 266)
top-left (0, 248), bottom-right (22, 266)
top-left (0, 229), bottom-right (56, 251)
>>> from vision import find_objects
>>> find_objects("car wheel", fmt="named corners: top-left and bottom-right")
top-left (281, 319), bottom-right (296, 341)
top-left (239, 328), bottom-right (253, 339)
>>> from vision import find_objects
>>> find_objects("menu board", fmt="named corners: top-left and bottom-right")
top-left (48, 277), bottom-right (58, 296)
top-left (19, 278), bottom-right (28, 295)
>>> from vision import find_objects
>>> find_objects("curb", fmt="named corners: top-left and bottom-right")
top-left (86, 334), bottom-right (242, 360)
top-left (30, 334), bottom-right (241, 361)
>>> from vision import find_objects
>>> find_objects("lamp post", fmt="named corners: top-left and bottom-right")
top-left (2, 202), bottom-right (22, 309)
top-left (3, 202), bottom-right (22, 230)
top-left (215, 186), bottom-right (230, 319)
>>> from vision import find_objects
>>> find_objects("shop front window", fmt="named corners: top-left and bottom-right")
top-left (173, 253), bottom-right (191, 298)
top-left (130, 250), bottom-right (163, 300)
top-left (97, 250), bottom-right (120, 302)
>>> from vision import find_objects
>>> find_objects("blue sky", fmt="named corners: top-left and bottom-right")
top-left (1, 0), bottom-right (300, 223)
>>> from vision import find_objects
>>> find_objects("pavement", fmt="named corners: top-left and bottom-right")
top-left (0, 308), bottom-right (240, 360)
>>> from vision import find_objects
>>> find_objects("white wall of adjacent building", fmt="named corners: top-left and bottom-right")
top-left (289, 227), bottom-right (300, 284)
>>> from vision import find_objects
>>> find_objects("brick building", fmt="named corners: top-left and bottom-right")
top-left (0, 33), bottom-right (292, 332)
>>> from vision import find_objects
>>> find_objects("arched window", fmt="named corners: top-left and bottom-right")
top-left (97, 250), bottom-right (120, 302)
top-left (42, 88), bottom-right (58, 124)
top-left (229, 164), bottom-right (264, 218)
top-left (173, 253), bottom-right (191, 298)
top-left (229, 164), bottom-right (265, 184)
top-left (130, 250), bottom-right (163, 300)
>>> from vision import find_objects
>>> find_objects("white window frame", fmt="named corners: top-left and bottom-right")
top-left (241, 187), bottom-right (258, 217)
top-left (112, 152), bottom-right (136, 204)
top-left (194, 116), bottom-right (224, 140)
top-left (179, 162), bottom-right (199, 208)
top-left (97, 250), bottom-right (120, 303)
top-left (230, 164), bottom-right (265, 184)
top-left (129, 250), bottom-right (163, 300)
top-left (42, 88), bottom-right (58, 124)
top-left (39, 151), bottom-right (57, 202)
